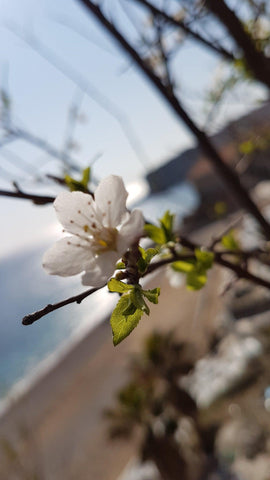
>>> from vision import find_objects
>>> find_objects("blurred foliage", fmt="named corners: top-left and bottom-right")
top-left (64, 166), bottom-right (91, 193)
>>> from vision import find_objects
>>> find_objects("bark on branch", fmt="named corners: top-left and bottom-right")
top-left (205, 0), bottom-right (270, 89)
top-left (76, 0), bottom-right (270, 239)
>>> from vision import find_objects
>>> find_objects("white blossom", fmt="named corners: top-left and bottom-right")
top-left (43, 175), bottom-right (144, 287)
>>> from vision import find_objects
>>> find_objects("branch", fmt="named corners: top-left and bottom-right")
top-left (77, 0), bottom-right (270, 239)
top-left (13, 126), bottom-right (81, 172)
top-left (133, 0), bottom-right (235, 62)
top-left (145, 246), bottom-right (270, 290)
top-left (215, 255), bottom-right (270, 290)
top-left (0, 188), bottom-right (55, 205)
top-left (6, 24), bottom-right (149, 170)
top-left (22, 286), bottom-right (100, 325)
top-left (205, 0), bottom-right (270, 89)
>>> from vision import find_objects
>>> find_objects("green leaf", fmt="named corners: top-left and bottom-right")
top-left (116, 261), bottom-right (125, 270)
top-left (81, 167), bottom-right (91, 187)
top-left (137, 247), bottom-right (159, 273)
top-left (122, 301), bottom-right (137, 316)
top-left (239, 140), bottom-right (255, 155)
top-left (108, 278), bottom-right (134, 294)
top-left (144, 224), bottom-right (166, 244)
top-left (159, 210), bottom-right (175, 242)
top-left (186, 271), bottom-right (207, 291)
top-left (214, 201), bottom-right (227, 217)
top-left (195, 249), bottom-right (214, 270)
top-left (171, 259), bottom-right (195, 273)
top-left (131, 288), bottom-right (150, 315)
top-left (64, 166), bottom-right (91, 193)
top-left (110, 294), bottom-right (144, 346)
top-left (142, 287), bottom-right (160, 304)
top-left (221, 230), bottom-right (240, 251)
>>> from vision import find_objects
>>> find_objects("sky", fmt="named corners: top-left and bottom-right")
top-left (0, 0), bottom-right (267, 257)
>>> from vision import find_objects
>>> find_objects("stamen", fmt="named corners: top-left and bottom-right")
top-left (98, 239), bottom-right (108, 247)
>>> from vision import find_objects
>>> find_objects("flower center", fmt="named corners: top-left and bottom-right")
top-left (92, 227), bottom-right (118, 254)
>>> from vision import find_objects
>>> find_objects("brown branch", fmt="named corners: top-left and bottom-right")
top-left (133, 0), bottom-right (235, 62)
top-left (22, 286), bottom-right (100, 325)
top-left (145, 253), bottom-right (195, 274)
top-left (145, 248), bottom-right (270, 290)
top-left (0, 189), bottom-right (55, 205)
top-left (215, 255), bottom-right (270, 290)
top-left (76, 0), bottom-right (270, 240)
top-left (205, 0), bottom-right (270, 89)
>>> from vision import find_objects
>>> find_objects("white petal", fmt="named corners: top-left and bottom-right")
top-left (54, 191), bottom-right (100, 236)
top-left (117, 209), bottom-right (144, 254)
top-left (81, 251), bottom-right (118, 287)
top-left (94, 175), bottom-right (128, 228)
top-left (42, 237), bottom-right (94, 276)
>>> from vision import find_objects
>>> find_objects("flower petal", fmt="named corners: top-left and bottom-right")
top-left (117, 209), bottom-right (145, 254)
top-left (43, 237), bottom-right (94, 276)
top-left (81, 251), bottom-right (119, 287)
top-left (94, 175), bottom-right (128, 228)
top-left (54, 191), bottom-right (100, 236)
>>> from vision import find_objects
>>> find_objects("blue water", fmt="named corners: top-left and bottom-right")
top-left (0, 182), bottom-right (198, 400)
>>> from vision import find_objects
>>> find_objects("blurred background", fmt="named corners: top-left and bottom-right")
top-left (0, 0), bottom-right (270, 479)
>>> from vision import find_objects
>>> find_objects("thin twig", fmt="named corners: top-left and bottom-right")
top-left (145, 249), bottom-right (270, 290)
top-left (132, 0), bottom-right (235, 61)
top-left (6, 23), bottom-right (149, 170)
top-left (210, 215), bottom-right (242, 248)
top-left (0, 189), bottom-right (55, 204)
top-left (22, 286), bottom-right (101, 325)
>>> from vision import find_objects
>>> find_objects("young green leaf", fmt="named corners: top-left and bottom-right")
top-left (186, 271), bottom-right (207, 291)
top-left (131, 288), bottom-right (150, 315)
top-left (142, 287), bottom-right (160, 304)
top-left (144, 224), bottom-right (166, 244)
top-left (110, 294), bottom-right (144, 346)
top-left (81, 166), bottom-right (91, 187)
top-left (108, 278), bottom-right (134, 294)
top-left (137, 247), bottom-right (159, 273)
top-left (64, 166), bottom-right (91, 193)
top-left (171, 259), bottom-right (195, 273)
top-left (221, 230), bottom-right (240, 251)
top-left (159, 210), bottom-right (175, 242)
top-left (195, 249), bottom-right (214, 270)
top-left (116, 261), bottom-right (125, 270)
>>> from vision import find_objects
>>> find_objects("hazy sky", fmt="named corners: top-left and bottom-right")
top-left (0, 0), bottom-right (266, 256)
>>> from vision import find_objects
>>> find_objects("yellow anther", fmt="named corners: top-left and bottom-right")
top-left (83, 225), bottom-right (90, 232)
top-left (98, 239), bottom-right (108, 247)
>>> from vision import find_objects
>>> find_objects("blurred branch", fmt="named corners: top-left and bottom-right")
top-left (205, 0), bottom-right (270, 88)
top-left (76, 0), bottom-right (270, 239)
top-left (145, 238), bottom-right (270, 290)
top-left (53, 15), bottom-right (118, 56)
top-left (0, 187), bottom-right (55, 204)
top-left (131, 0), bottom-right (235, 61)
top-left (6, 24), bottom-right (149, 170)
top-left (61, 88), bottom-right (84, 166)
top-left (0, 147), bottom-right (39, 177)
top-left (22, 286), bottom-right (100, 325)
top-left (3, 125), bottom-right (81, 172)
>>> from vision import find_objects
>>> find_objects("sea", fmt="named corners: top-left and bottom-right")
top-left (0, 182), bottom-right (198, 405)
